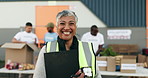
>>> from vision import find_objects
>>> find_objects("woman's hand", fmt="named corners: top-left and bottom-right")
top-left (72, 70), bottom-right (85, 78)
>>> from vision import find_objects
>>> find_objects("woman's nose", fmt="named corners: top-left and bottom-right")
top-left (64, 24), bottom-right (70, 29)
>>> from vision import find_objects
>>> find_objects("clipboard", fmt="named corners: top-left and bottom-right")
top-left (44, 50), bottom-right (79, 78)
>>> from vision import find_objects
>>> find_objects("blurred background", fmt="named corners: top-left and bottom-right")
top-left (0, 0), bottom-right (147, 78)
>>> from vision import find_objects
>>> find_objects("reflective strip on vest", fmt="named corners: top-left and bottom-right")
top-left (46, 42), bottom-right (51, 53)
top-left (78, 41), bottom-right (88, 67)
top-left (88, 42), bottom-right (96, 78)
top-left (46, 41), bottom-right (96, 78)
top-left (46, 41), bottom-right (59, 52)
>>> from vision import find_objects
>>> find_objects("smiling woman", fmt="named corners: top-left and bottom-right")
top-left (57, 16), bottom-right (76, 41)
top-left (33, 10), bottom-right (102, 78)
top-left (56, 10), bottom-right (77, 42)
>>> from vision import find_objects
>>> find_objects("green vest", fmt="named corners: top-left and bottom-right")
top-left (46, 41), bottom-right (96, 78)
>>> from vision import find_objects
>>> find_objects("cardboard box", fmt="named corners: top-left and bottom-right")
top-left (1, 43), bottom-right (39, 64)
top-left (123, 55), bottom-right (137, 59)
top-left (115, 55), bottom-right (123, 61)
top-left (96, 57), bottom-right (107, 71)
top-left (116, 61), bottom-right (121, 65)
top-left (137, 63), bottom-right (144, 67)
top-left (121, 58), bottom-right (136, 73)
top-left (116, 57), bottom-right (121, 61)
top-left (115, 55), bottom-right (123, 65)
top-left (138, 54), bottom-right (146, 63)
top-left (146, 56), bottom-right (148, 66)
top-left (107, 57), bottom-right (116, 72)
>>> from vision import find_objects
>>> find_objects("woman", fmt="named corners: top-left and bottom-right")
top-left (33, 10), bottom-right (102, 78)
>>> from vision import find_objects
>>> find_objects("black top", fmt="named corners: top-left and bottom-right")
top-left (57, 36), bottom-right (78, 51)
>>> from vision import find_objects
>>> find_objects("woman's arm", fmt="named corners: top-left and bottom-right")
top-left (33, 46), bottom-right (46, 78)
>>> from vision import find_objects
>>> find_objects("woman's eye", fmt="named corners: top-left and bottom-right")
top-left (69, 23), bottom-right (74, 25)
top-left (60, 23), bottom-right (65, 25)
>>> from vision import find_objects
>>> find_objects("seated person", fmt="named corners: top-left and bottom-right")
top-left (12, 22), bottom-right (39, 44)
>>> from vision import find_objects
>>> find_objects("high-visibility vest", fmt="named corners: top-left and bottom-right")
top-left (46, 41), bottom-right (96, 78)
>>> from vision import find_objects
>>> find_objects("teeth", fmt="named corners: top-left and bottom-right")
top-left (63, 32), bottom-right (70, 34)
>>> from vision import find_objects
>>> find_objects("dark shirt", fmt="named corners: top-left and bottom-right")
top-left (57, 36), bottom-right (78, 51)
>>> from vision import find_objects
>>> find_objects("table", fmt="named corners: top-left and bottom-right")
top-left (100, 67), bottom-right (148, 77)
top-left (0, 67), bottom-right (148, 78)
top-left (0, 68), bottom-right (34, 78)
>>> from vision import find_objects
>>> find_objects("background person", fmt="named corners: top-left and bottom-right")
top-left (44, 22), bottom-right (58, 43)
top-left (81, 25), bottom-right (104, 56)
top-left (12, 22), bottom-right (39, 44)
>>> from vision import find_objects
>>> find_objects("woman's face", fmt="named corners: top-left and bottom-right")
top-left (57, 16), bottom-right (77, 40)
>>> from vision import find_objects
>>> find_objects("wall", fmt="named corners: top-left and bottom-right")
top-left (81, 0), bottom-right (146, 27)
top-left (0, 1), bottom-right (106, 60)
top-left (0, 28), bottom-right (19, 60)
top-left (0, 1), bottom-right (146, 61)
top-left (0, 1), bottom-right (106, 28)
top-left (0, 1), bottom-right (48, 28)
top-left (77, 27), bottom-right (146, 51)
top-left (0, 27), bottom-right (146, 60)
top-left (48, 1), bottom-right (107, 28)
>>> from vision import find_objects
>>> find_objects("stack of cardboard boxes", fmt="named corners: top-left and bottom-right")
top-left (96, 55), bottom-right (137, 73)
top-left (107, 57), bottom-right (116, 72)
top-left (115, 55), bottom-right (123, 65)
top-left (96, 56), bottom-right (116, 72)
top-left (96, 57), bottom-right (107, 71)
top-left (128, 55), bottom-right (148, 78)
top-left (138, 54), bottom-right (148, 67)
top-left (121, 56), bottom-right (137, 73)
top-left (115, 55), bottom-right (123, 71)
top-left (97, 55), bottom-right (148, 78)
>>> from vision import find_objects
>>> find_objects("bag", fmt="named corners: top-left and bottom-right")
top-left (142, 48), bottom-right (148, 56)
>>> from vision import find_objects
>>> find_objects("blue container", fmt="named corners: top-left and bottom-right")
top-left (116, 65), bottom-right (120, 71)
